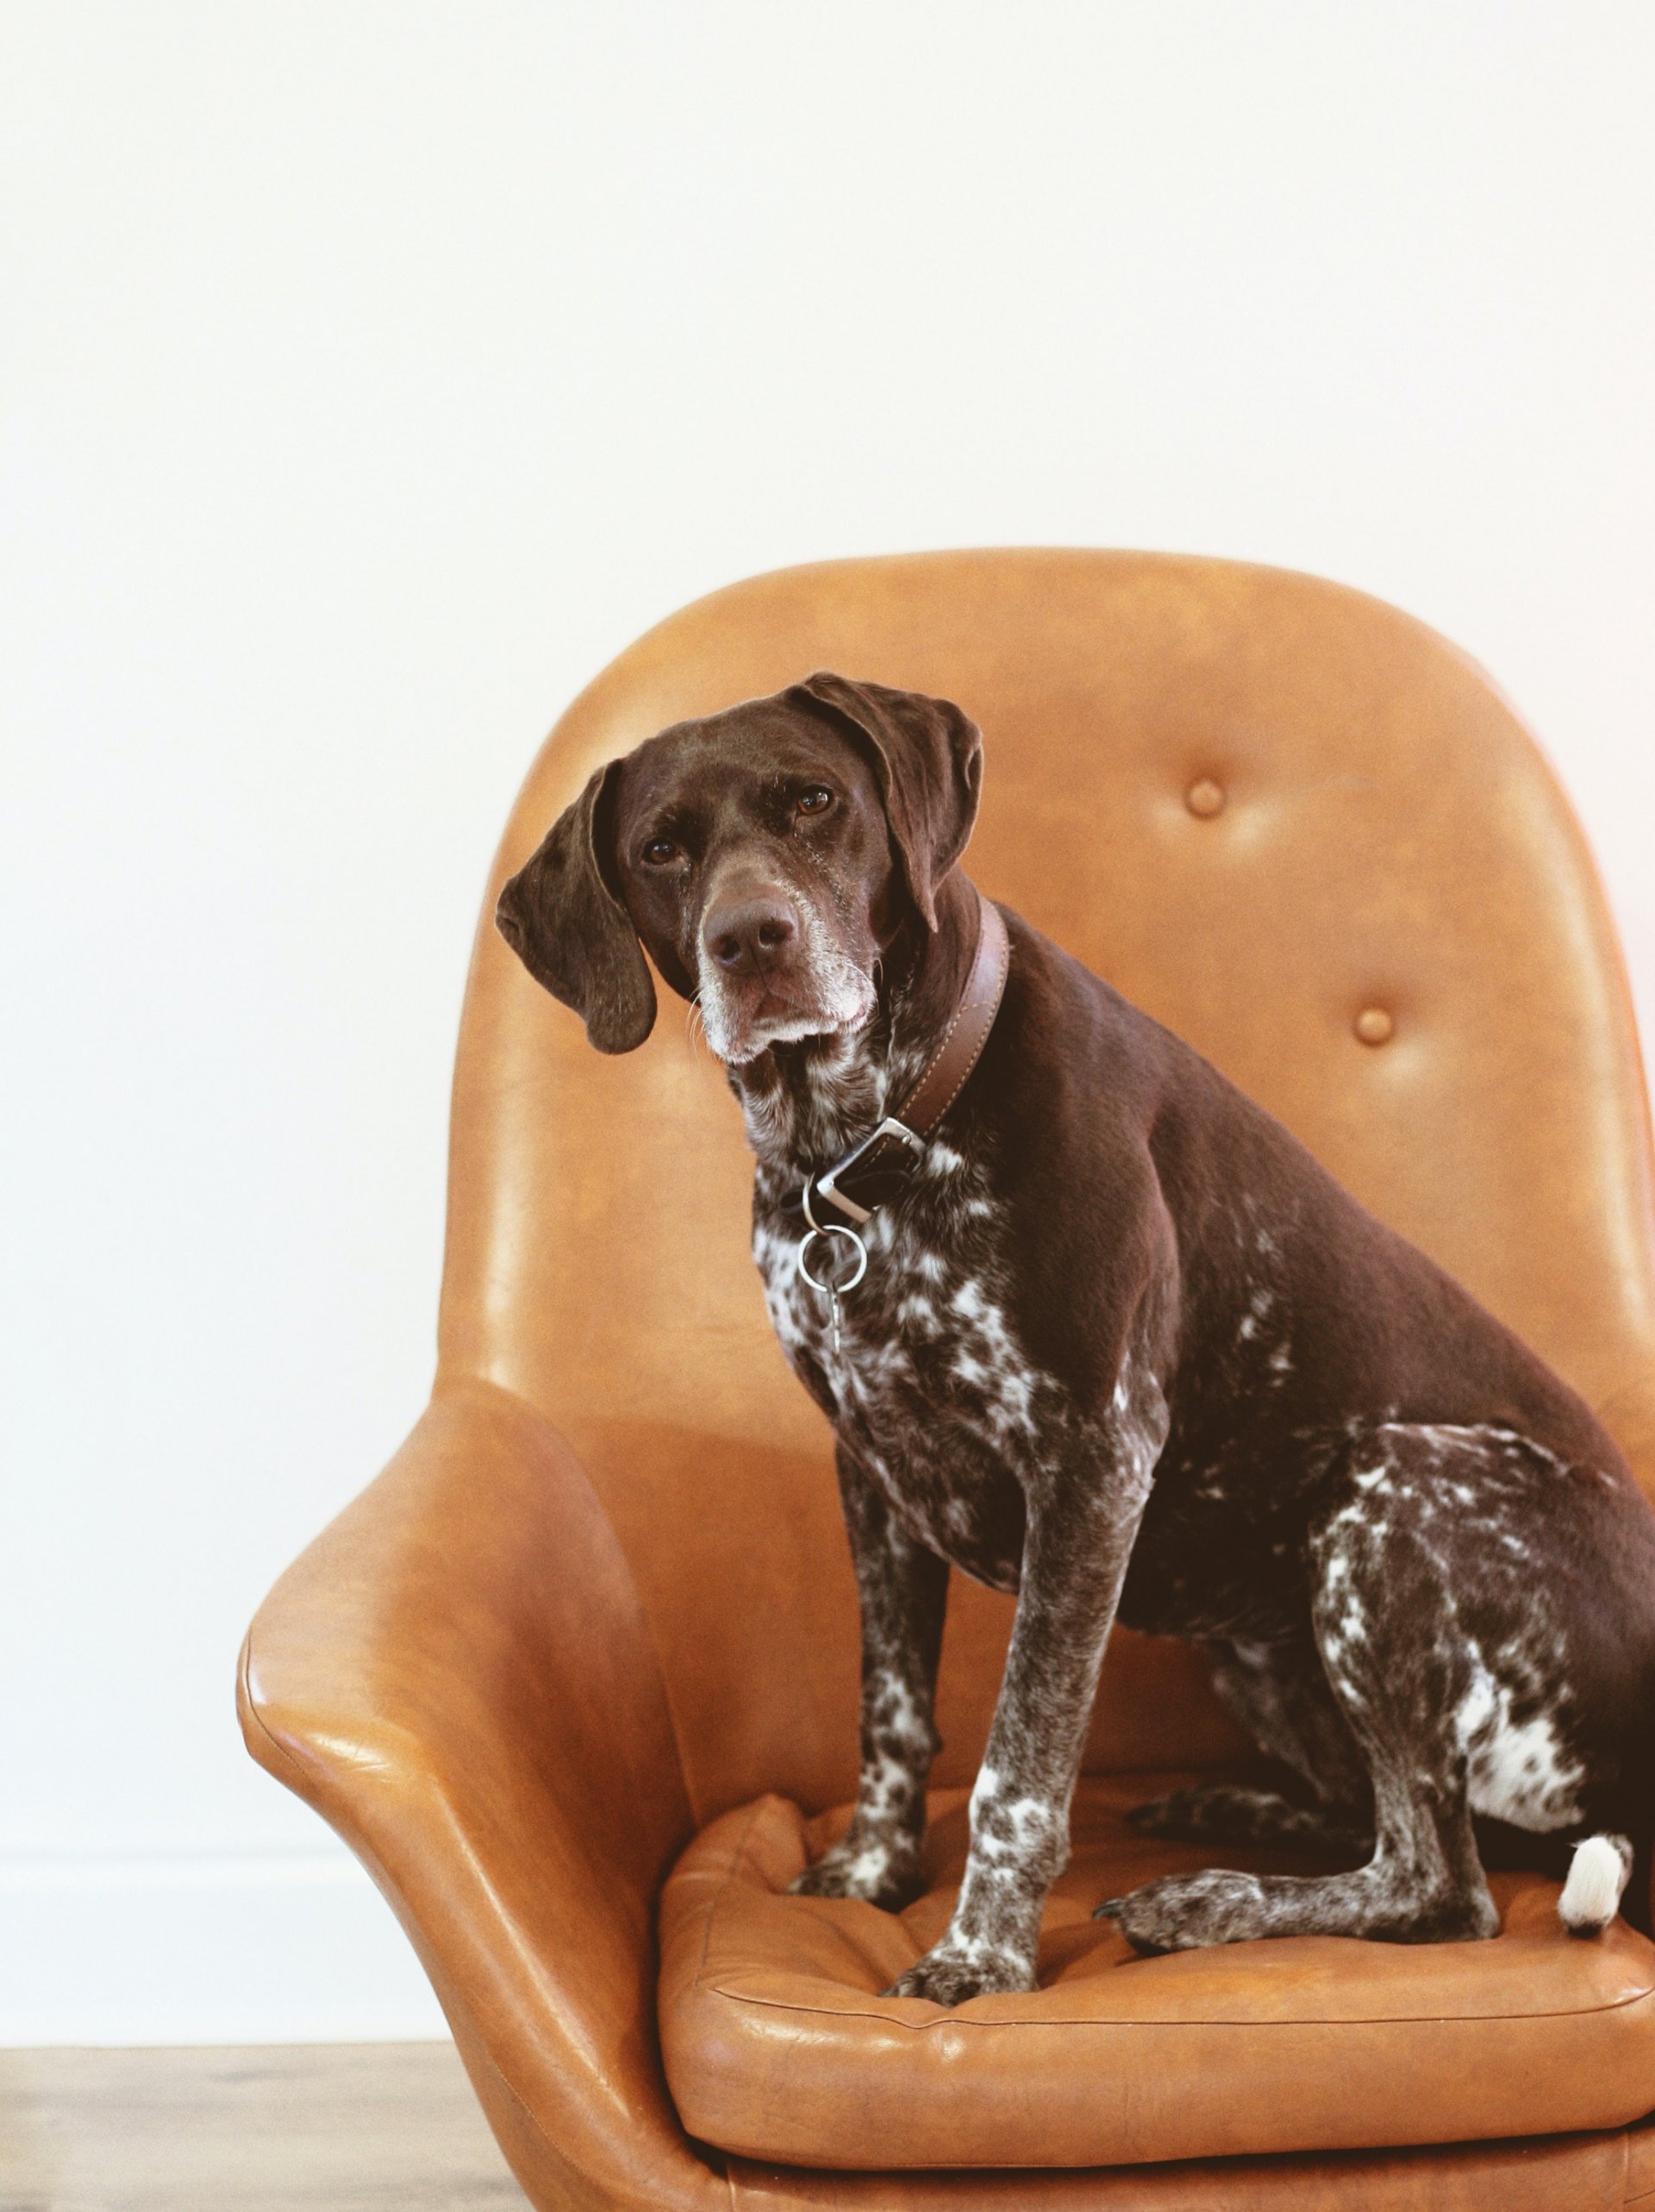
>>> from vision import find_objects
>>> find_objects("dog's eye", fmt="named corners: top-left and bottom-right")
top-left (641, 836), bottom-right (680, 865)
top-left (796, 786), bottom-right (834, 816)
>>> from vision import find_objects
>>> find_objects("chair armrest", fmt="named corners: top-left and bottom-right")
top-left (238, 1378), bottom-right (725, 2211)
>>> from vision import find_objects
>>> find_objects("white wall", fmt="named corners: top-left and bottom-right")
top-left (3, 1), bottom-right (1652, 2043)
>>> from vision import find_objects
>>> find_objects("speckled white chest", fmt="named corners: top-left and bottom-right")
top-left (753, 1143), bottom-right (1058, 1585)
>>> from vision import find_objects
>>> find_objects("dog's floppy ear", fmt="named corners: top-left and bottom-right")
top-left (790, 671), bottom-right (984, 932)
top-left (494, 759), bottom-right (657, 1054)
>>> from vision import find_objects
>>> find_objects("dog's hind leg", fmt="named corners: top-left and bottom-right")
top-left (1128, 1635), bottom-right (1373, 1853)
top-left (1102, 1437), bottom-right (1507, 1952)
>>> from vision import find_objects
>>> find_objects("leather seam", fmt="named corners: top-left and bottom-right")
top-left (693, 1800), bottom-right (776, 1992)
top-left (909, 987), bottom-right (971, 1103)
top-left (690, 1975), bottom-right (1655, 2034)
top-left (905, 892), bottom-right (1009, 1132)
top-left (715, 2137), bottom-right (1639, 2180)
top-left (925, 902), bottom-right (1010, 1128)
top-left (238, 1634), bottom-right (316, 1792)
top-left (904, 907), bottom-right (982, 1104)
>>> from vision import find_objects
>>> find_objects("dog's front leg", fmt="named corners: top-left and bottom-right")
top-left (789, 1440), bottom-right (950, 1910)
top-left (887, 1444), bottom-right (1155, 2005)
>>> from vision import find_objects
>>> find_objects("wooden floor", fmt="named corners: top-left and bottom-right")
top-left (0, 2043), bottom-right (529, 2212)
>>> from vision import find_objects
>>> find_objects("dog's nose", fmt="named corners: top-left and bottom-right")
top-left (704, 894), bottom-right (799, 973)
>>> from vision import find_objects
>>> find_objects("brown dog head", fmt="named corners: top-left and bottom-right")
top-left (495, 672), bottom-right (983, 1063)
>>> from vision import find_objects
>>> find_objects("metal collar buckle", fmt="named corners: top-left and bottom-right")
top-left (787, 883), bottom-right (1008, 1358)
top-left (811, 1115), bottom-right (926, 1227)
top-left (796, 1119), bottom-right (924, 1356)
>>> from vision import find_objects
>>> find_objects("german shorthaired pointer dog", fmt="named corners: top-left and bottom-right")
top-left (496, 672), bottom-right (1655, 2008)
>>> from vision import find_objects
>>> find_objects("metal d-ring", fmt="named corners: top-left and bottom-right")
top-left (796, 1222), bottom-right (869, 1299)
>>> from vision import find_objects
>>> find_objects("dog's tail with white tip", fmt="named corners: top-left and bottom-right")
top-left (1558, 1834), bottom-right (1634, 1936)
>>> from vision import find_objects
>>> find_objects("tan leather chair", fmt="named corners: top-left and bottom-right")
top-left (240, 551), bottom-right (1655, 2209)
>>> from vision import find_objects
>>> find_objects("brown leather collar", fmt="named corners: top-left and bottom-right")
top-left (796, 882), bottom-right (1010, 1233)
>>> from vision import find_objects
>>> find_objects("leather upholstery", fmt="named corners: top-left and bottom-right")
top-left (240, 551), bottom-right (1655, 2206)
top-left (660, 1778), bottom-right (1655, 2170)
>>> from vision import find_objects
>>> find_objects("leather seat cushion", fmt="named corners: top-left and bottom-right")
top-left (657, 1772), bottom-right (1655, 2171)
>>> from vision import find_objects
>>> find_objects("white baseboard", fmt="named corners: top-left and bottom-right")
top-left (0, 1846), bottom-right (448, 2045)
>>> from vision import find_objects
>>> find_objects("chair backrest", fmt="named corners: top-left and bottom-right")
top-left (438, 550), bottom-right (1655, 1829)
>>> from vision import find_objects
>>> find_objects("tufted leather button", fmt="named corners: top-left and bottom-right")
top-left (1185, 777), bottom-right (1226, 818)
top-left (1354, 1006), bottom-right (1395, 1046)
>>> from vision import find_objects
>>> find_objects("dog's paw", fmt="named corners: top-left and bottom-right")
top-left (883, 1940), bottom-right (1034, 2006)
top-left (1095, 1869), bottom-right (1268, 1954)
top-left (788, 1837), bottom-right (922, 1912)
